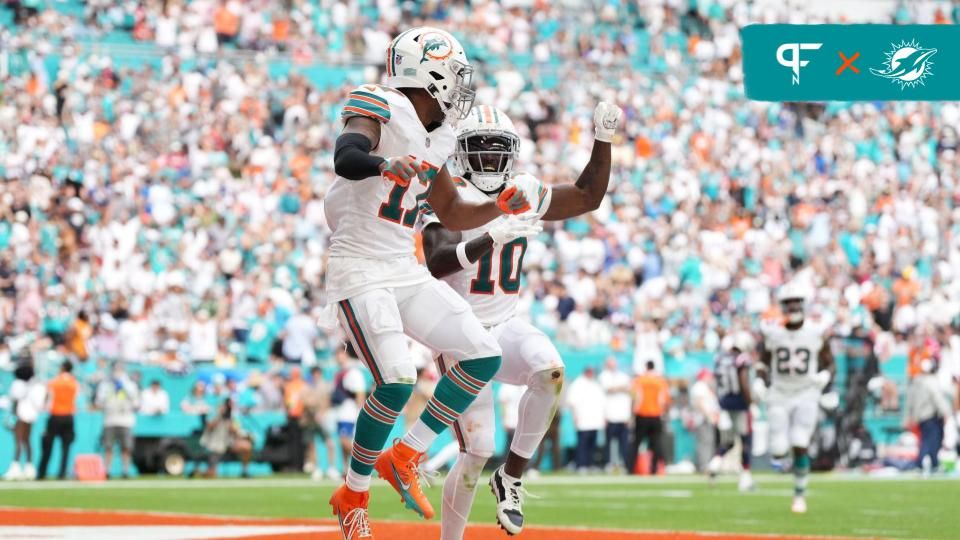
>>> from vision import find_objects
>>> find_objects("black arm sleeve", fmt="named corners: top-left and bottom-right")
top-left (334, 132), bottom-right (387, 180)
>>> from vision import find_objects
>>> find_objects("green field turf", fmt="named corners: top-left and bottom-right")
top-left (0, 474), bottom-right (954, 539)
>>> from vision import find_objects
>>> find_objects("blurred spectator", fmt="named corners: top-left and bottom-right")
top-left (189, 310), bottom-right (219, 363)
top-left (301, 366), bottom-right (339, 480)
top-left (258, 372), bottom-right (285, 412)
top-left (332, 347), bottom-right (366, 462)
top-left (283, 366), bottom-right (306, 467)
top-left (157, 339), bottom-right (188, 373)
top-left (140, 379), bottom-right (170, 416)
top-left (181, 381), bottom-right (212, 417)
top-left (281, 306), bottom-right (318, 365)
top-left (687, 369), bottom-right (720, 472)
top-left (599, 357), bottom-right (632, 472)
top-left (3, 361), bottom-right (45, 480)
top-left (905, 358), bottom-right (952, 473)
top-left (64, 311), bottom-right (92, 363)
top-left (200, 398), bottom-right (252, 478)
top-left (566, 366), bottom-right (605, 473)
top-left (95, 362), bottom-right (140, 479)
top-left (92, 316), bottom-right (121, 362)
top-left (38, 360), bottom-right (79, 480)
top-left (632, 361), bottom-right (671, 474)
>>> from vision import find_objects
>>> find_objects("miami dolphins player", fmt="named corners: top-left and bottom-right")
top-left (708, 331), bottom-right (756, 492)
top-left (325, 28), bottom-right (532, 540)
top-left (755, 282), bottom-right (834, 514)
top-left (418, 102), bottom-right (623, 538)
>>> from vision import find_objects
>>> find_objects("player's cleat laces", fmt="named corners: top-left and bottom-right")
top-left (329, 485), bottom-right (374, 540)
top-left (341, 507), bottom-right (373, 539)
top-left (489, 466), bottom-right (538, 536)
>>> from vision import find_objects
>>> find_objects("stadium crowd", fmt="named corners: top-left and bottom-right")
top-left (2, 0), bottom-right (960, 477)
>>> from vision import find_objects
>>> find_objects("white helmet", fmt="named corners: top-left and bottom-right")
top-left (454, 105), bottom-right (520, 194)
top-left (733, 331), bottom-right (755, 352)
top-left (777, 282), bottom-right (809, 324)
top-left (385, 27), bottom-right (475, 121)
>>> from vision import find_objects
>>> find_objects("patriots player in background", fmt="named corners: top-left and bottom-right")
top-left (755, 283), bottom-right (834, 514)
top-left (418, 102), bottom-right (623, 538)
top-left (708, 331), bottom-right (756, 492)
top-left (325, 27), bottom-right (531, 540)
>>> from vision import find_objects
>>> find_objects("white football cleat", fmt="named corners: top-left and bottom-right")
top-left (489, 466), bottom-right (526, 535)
top-left (22, 463), bottom-right (36, 481)
top-left (738, 470), bottom-right (755, 492)
top-left (3, 462), bottom-right (22, 481)
top-left (327, 467), bottom-right (343, 481)
top-left (707, 456), bottom-right (722, 481)
top-left (791, 496), bottom-right (807, 514)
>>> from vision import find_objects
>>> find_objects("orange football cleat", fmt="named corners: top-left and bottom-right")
top-left (329, 484), bottom-right (375, 539)
top-left (374, 440), bottom-right (435, 519)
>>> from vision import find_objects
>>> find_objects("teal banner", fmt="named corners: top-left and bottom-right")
top-left (742, 25), bottom-right (960, 101)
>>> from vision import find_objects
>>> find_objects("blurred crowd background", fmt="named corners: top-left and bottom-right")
top-left (1, 0), bottom-right (960, 479)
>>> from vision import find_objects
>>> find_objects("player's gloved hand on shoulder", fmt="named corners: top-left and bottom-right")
top-left (488, 217), bottom-right (542, 246)
top-left (814, 370), bottom-right (832, 390)
top-left (381, 155), bottom-right (426, 186)
top-left (593, 101), bottom-right (624, 143)
top-left (496, 185), bottom-right (531, 215)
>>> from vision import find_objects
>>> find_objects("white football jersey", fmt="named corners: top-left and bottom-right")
top-left (761, 321), bottom-right (826, 393)
top-left (325, 85), bottom-right (456, 261)
top-left (419, 174), bottom-right (552, 327)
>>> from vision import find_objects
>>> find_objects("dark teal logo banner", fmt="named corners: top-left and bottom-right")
top-left (742, 25), bottom-right (960, 101)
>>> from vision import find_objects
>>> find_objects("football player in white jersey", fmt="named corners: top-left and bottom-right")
top-left (325, 28), bottom-right (532, 540)
top-left (755, 282), bottom-right (834, 514)
top-left (418, 102), bottom-right (623, 538)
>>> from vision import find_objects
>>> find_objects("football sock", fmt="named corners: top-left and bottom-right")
top-left (442, 453), bottom-right (488, 540)
top-left (402, 355), bottom-right (501, 452)
top-left (510, 368), bottom-right (564, 460)
top-left (741, 434), bottom-right (752, 470)
top-left (794, 453), bottom-right (810, 496)
top-left (345, 383), bottom-right (412, 492)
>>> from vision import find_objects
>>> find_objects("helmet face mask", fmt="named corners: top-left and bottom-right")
top-left (454, 105), bottom-right (520, 194)
top-left (458, 133), bottom-right (518, 193)
top-left (781, 298), bottom-right (805, 324)
top-left (438, 60), bottom-right (475, 121)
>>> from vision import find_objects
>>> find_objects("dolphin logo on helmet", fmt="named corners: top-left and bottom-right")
top-left (385, 27), bottom-right (475, 121)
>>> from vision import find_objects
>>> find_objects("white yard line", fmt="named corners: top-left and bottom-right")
top-left (0, 473), bottom-right (954, 491)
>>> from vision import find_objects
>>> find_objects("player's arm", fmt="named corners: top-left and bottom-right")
top-left (738, 365), bottom-right (752, 406)
top-left (334, 88), bottom-right (423, 184)
top-left (815, 336), bottom-right (835, 390)
top-left (426, 166), bottom-right (529, 231)
top-left (541, 102), bottom-right (623, 221)
top-left (421, 222), bottom-right (493, 279)
top-left (333, 116), bottom-right (385, 180)
top-left (758, 341), bottom-right (772, 386)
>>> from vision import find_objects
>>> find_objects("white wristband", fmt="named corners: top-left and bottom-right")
top-left (456, 242), bottom-right (472, 269)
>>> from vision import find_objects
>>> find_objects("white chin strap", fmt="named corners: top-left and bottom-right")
top-left (786, 312), bottom-right (804, 324)
top-left (469, 173), bottom-right (506, 195)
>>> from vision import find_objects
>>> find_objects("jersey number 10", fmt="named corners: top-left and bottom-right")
top-left (470, 238), bottom-right (527, 295)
